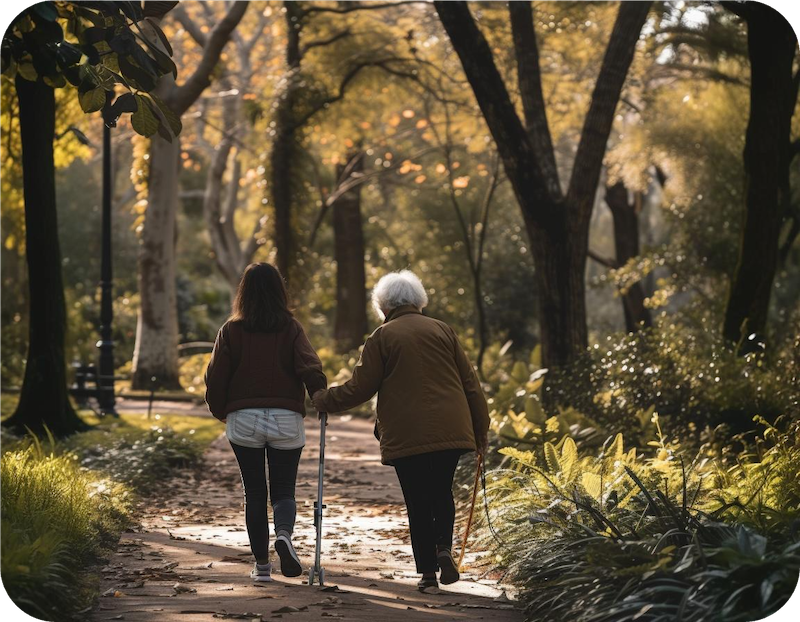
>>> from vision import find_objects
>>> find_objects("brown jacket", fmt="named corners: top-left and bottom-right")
top-left (315, 306), bottom-right (489, 465)
top-left (204, 318), bottom-right (327, 421)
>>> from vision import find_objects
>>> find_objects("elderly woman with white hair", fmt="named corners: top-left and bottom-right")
top-left (312, 270), bottom-right (489, 593)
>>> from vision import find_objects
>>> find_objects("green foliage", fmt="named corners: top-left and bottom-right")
top-left (1, 1), bottom-right (180, 139)
top-left (711, 417), bottom-right (800, 535)
top-left (545, 317), bottom-right (799, 438)
top-left (62, 420), bottom-right (209, 493)
top-left (1, 434), bottom-right (131, 619)
top-left (483, 415), bottom-right (800, 622)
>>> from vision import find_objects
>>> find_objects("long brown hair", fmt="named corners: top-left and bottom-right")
top-left (230, 263), bottom-right (293, 332)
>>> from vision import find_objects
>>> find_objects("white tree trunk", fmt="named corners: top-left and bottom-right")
top-left (131, 132), bottom-right (181, 390)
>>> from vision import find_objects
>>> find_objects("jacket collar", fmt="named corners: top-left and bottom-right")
top-left (384, 305), bottom-right (422, 323)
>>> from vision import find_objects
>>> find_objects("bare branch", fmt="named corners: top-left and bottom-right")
top-left (245, 9), bottom-right (272, 54)
top-left (588, 249), bottom-right (619, 269)
top-left (475, 155), bottom-right (502, 275)
top-left (301, 29), bottom-right (352, 57)
top-left (302, 1), bottom-right (428, 17)
top-left (653, 62), bottom-right (748, 86)
top-left (172, 4), bottom-right (207, 47)
top-left (170, 2), bottom-right (249, 116)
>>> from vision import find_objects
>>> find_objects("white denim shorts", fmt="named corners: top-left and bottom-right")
top-left (226, 408), bottom-right (306, 450)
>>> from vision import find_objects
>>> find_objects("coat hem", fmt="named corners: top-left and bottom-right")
top-left (380, 440), bottom-right (476, 466)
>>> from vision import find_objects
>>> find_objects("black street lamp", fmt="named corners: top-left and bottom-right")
top-left (97, 93), bottom-right (117, 416)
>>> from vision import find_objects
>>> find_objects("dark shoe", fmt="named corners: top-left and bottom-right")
top-left (437, 549), bottom-right (460, 585)
top-left (275, 534), bottom-right (303, 577)
top-left (417, 576), bottom-right (440, 594)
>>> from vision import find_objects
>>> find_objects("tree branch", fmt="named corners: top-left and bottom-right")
top-left (588, 249), bottom-right (619, 269)
top-left (172, 4), bottom-right (207, 47)
top-left (509, 1), bottom-right (561, 202)
top-left (654, 62), bottom-right (748, 86)
top-left (302, 1), bottom-right (427, 17)
top-left (170, 2), bottom-right (249, 116)
top-left (301, 29), bottom-right (352, 57)
top-left (566, 1), bottom-right (652, 220)
top-left (434, 0), bottom-right (560, 228)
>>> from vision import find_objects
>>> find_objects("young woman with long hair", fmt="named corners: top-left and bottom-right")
top-left (205, 263), bottom-right (326, 582)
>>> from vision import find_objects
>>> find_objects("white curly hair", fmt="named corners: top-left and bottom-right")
top-left (371, 270), bottom-right (429, 319)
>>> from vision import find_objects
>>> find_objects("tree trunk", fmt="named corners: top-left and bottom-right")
top-left (4, 76), bottom-right (87, 436)
top-left (131, 133), bottom-right (182, 390)
top-left (130, 5), bottom-right (247, 388)
top-left (605, 182), bottom-right (652, 332)
top-left (527, 214), bottom-right (588, 369)
top-left (332, 153), bottom-right (368, 351)
top-left (269, 1), bottom-right (303, 280)
top-left (723, 4), bottom-right (797, 348)
top-left (435, 0), bottom-right (651, 371)
top-left (270, 113), bottom-right (296, 280)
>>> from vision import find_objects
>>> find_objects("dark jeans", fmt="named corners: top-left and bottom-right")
top-left (230, 441), bottom-right (302, 563)
top-left (393, 449), bottom-right (464, 574)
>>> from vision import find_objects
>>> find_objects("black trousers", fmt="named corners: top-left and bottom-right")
top-left (393, 449), bottom-right (464, 574)
top-left (230, 442), bottom-right (302, 563)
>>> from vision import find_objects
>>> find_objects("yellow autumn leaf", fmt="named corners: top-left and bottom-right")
top-left (453, 176), bottom-right (470, 189)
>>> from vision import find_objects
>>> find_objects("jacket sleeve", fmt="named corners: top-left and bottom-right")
top-left (316, 331), bottom-right (384, 413)
top-left (204, 324), bottom-right (232, 421)
top-left (293, 322), bottom-right (328, 398)
top-left (452, 329), bottom-right (490, 436)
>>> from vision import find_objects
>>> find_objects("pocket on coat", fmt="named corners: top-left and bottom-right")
top-left (231, 411), bottom-right (258, 438)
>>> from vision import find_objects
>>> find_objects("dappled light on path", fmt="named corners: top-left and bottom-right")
top-left (91, 416), bottom-right (520, 621)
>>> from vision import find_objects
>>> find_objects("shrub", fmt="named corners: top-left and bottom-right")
top-left (544, 319), bottom-right (799, 439)
top-left (481, 419), bottom-right (800, 622)
top-left (66, 424), bottom-right (206, 494)
top-left (1, 435), bottom-right (131, 620)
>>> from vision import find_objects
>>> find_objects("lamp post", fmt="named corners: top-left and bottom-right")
top-left (97, 92), bottom-right (117, 416)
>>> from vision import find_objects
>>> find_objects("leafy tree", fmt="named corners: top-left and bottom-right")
top-left (434, 1), bottom-right (652, 371)
top-left (1, 1), bottom-right (180, 435)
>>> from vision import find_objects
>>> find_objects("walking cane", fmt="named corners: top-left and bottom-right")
top-left (457, 452), bottom-right (484, 572)
top-left (308, 411), bottom-right (327, 586)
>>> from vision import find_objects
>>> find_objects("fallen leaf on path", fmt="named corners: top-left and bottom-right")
top-left (272, 605), bottom-right (308, 613)
top-left (220, 556), bottom-right (251, 564)
top-left (320, 585), bottom-right (350, 593)
top-left (173, 582), bottom-right (197, 594)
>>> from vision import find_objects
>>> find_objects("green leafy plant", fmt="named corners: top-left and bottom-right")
top-left (482, 420), bottom-right (800, 622)
top-left (1, 432), bottom-right (131, 619)
top-left (2, 1), bottom-right (182, 139)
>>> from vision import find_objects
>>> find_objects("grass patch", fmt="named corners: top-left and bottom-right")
top-left (1, 435), bottom-right (131, 620)
top-left (1, 401), bottom-right (222, 619)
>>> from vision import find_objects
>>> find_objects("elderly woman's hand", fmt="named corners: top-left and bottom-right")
top-left (312, 389), bottom-right (327, 412)
top-left (476, 430), bottom-right (488, 457)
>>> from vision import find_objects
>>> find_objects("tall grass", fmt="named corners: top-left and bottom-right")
top-left (1, 433), bottom-right (131, 620)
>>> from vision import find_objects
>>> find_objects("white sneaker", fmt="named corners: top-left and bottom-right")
top-left (275, 534), bottom-right (303, 577)
top-left (250, 562), bottom-right (273, 582)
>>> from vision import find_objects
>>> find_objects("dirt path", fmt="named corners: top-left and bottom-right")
top-left (91, 414), bottom-right (522, 621)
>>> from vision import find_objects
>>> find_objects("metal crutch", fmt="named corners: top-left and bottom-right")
top-left (308, 411), bottom-right (327, 586)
